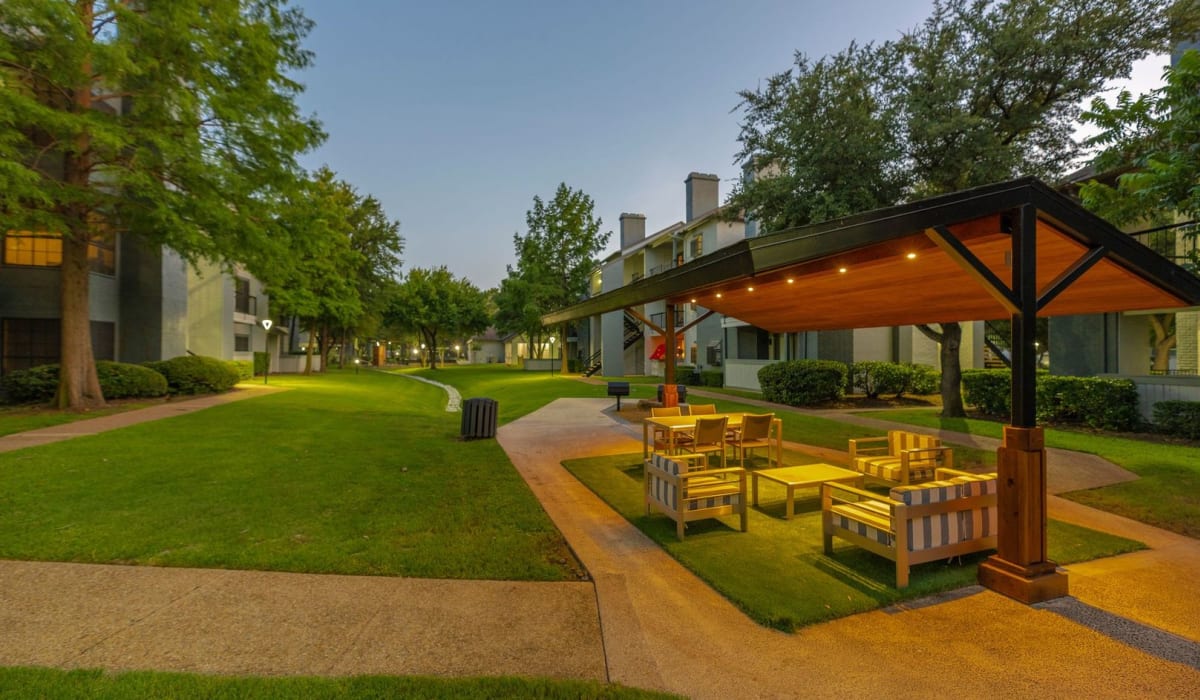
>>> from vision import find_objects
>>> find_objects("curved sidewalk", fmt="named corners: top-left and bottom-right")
top-left (498, 398), bottom-right (1200, 698)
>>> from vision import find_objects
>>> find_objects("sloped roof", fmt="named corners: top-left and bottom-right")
top-left (544, 178), bottom-right (1200, 331)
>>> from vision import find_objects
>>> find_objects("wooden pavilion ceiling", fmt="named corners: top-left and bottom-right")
top-left (543, 178), bottom-right (1200, 331)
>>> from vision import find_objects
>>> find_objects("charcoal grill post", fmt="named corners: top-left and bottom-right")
top-left (607, 381), bottom-right (630, 410)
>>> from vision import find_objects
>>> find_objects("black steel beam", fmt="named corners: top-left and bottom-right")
top-left (1011, 205), bottom-right (1038, 428)
top-left (925, 225), bottom-right (1020, 314)
top-left (1037, 245), bottom-right (1108, 311)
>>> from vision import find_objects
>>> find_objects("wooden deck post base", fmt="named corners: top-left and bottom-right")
top-left (978, 426), bottom-right (1069, 604)
top-left (662, 384), bottom-right (679, 408)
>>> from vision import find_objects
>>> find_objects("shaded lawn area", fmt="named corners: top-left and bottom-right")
top-left (563, 450), bottom-right (1144, 631)
top-left (0, 667), bottom-right (676, 700)
top-left (863, 409), bottom-right (1200, 538)
top-left (0, 370), bottom-right (580, 580)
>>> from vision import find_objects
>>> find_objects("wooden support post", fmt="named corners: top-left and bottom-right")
top-left (663, 302), bottom-right (678, 407)
top-left (978, 427), bottom-right (1068, 602)
top-left (978, 205), bottom-right (1067, 603)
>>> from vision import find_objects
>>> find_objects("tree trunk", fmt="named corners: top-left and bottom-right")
top-left (303, 321), bottom-right (314, 375)
top-left (319, 321), bottom-right (331, 372)
top-left (1150, 313), bottom-right (1175, 372)
top-left (55, 235), bottom-right (105, 410)
top-left (428, 331), bottom-right (438, 369)
top-left (940, 322), bottom-right (965, 417)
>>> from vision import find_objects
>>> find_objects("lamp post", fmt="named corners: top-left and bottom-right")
top-left (354, 358), bottom-right (360, 375)
top-left (260, 319), bottom-right (273, 384)
top-left (421, 342), bottom-right (427, 368)
top-left (549, 336), bottom-right (556, 376)
top-left (454, 344), bottom-right (461, 363)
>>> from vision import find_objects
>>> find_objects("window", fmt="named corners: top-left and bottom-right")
top-left (689, 234), bottom-right (703, 259)
top-left (3, 226), bottom-right (115, 275)
top-left (4, 231), bottom-right (63, 267)
top-left (234, 322), bottom-right (252, 352)
top-left (234, 277), bottom-right (255, 315)
top-left (2, 318), bottom-right (60, 374)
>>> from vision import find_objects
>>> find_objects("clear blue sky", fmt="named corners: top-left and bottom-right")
top-left (292, 1), bottom-right (1164, 291)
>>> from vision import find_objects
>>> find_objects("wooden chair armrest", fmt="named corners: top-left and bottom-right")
top-left (684, 466), bottom-right (746, 480)
top-left (821, 481), bottom-right (890, 505)
top-left (900, 446), bottom-right (953, 458)
top-left (849, 436), bottom-right (889, 447)
top-left (936, 467), bottom-right (991, 479)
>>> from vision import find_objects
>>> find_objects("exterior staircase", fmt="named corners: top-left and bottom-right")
top-left (581, 312), bottom-right (645, 377)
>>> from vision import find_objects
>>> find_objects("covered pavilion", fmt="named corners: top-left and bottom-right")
top-left (545, 177), bottom-right (1200, 603)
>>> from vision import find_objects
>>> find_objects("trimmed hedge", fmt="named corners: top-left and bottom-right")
top-left (758, 359), bottom-right (848, 406)
top-left (144, 355), bottom-right (241, 395)
top-left (699, 369), bottom-right (723, 387)
top-left (962, 369), bottom-right (1141, 431)
top-left (95, 361), bottom-right (169, 399)
top-left (229, 360), bottom-right (253, 381)
top-left (253, 351), bottom-right (269, 376)
top-left (1153, 400), bottom-right (1200, 440)
top-left (0, 364), bottom-right (61, 404)
top-left (1, 361), bottom-right (168, 404)
top-left (851, 361), bottom-right (941, 398)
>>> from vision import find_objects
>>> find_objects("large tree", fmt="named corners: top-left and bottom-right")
top-left (730, 0), bottom-right (1195, 416)
top-left (385, 267), bottom-right (489, 369)
top-left (1078, 50), bottom-right (1200, 371)
top-left (0, 0), bottom-right (324, 408)
top-left (497, 183), bottom-right (610, 368)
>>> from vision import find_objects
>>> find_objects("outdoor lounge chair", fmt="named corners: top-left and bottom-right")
top-left (847, 430), bottom-right (953, 485)
top-left (645, 452), bottom-right (748, 540)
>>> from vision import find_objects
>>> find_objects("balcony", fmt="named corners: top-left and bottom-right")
top-left (650, 309), bottom-right (684, 329)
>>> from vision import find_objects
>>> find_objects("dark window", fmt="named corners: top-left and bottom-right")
top-left (2, 318), bottom-right (60, 374)
top-left (234, 277), bottom-right (255, 315)
top-left (234, 334), bottom-right (250, 352)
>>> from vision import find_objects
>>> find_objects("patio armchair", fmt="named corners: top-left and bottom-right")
top-left (645, 452), bottom-right (748, 540)
top-left (681, 416), bottom-right (728, 469)
top-left (847, 430), bottom-right (953, 485)
top-left (728, 412), bottom-right (775, 467)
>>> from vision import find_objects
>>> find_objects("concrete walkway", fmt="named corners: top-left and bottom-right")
top-left (0, 389), bottom-right (1197, 696)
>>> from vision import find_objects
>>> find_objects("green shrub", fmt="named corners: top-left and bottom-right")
top-left (95, 361), bottom-right (168, 399)
top-left (144, 355), bottom-right (241, 395)
top-left (228, 360), bottom-right (253, 381)
top-left (0, 364), bottom-right (61, 404)
top-left (674, 364), bottom-right (698, 385)
top-left (1036, 375), bottom-right (1141, 431)
top-left (963, 369), bottom-right (1141, 431)
top-left (962, 369), bottom-right (1012, 416)
top-left (758, 359), bottom-right (848, 406)
top-left (1, 361), bottom-right (168, 404)
top-left (1153, 400), bottom-right (1200, 439)
top-left (907, 364), bottom-right (941, 395)
top-left (253, 351), bottom-right (269, 376)
top-left (699, 369), bottom-right (723, 387)
top-left (851, 361), bottom-right (909, 398)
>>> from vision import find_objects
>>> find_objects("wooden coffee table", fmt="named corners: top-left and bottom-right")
top-left (751, 463), bottom-right (864, 519)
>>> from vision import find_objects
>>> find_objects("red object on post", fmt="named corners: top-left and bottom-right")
top-left (662, 384), bottom-right (679, 408)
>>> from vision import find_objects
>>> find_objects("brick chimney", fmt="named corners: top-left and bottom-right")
top-left (685, 172), bottom-right (719, 222)
top-left (619, 213), bottom-right (646, 249)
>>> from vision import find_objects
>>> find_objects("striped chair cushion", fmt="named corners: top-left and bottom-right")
top-left (890, 479), bottom-right (957, 506)
top-left (685, 493), bottom-right (740, 511)
top-left (830, 502), bottom-right (893, 547)
top-left (950, 473), bottom-right (998, 541)
top-left (651, 452), bottom-right (683, 475)
top-left (888, 430), bottom-right (940, 453)
top-left (857, 457), bottom-right (937, 483)
top-left (648, 454), bottom-right (683, 509)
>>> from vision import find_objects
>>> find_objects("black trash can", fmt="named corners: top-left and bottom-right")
top-left (656, 384), bottom-right (687, 404)
top-left (461, 397), bottom-right (498, 440)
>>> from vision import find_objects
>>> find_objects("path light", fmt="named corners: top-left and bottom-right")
top-left (354, 358), bottom-right (360, 375)
top-left (260, 319), bottom-right (273, 385)
top-left (549, 336), bottom-right (557, 377)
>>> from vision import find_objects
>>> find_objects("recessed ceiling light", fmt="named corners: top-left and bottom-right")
top-left (747, 286), bottom-right (754, 292)
top-left (715, 292), bottom-right (722, 299)
top-left (838, 267), bottom-right (847, 274)
top-left (786, 278), bottom-right (795, 284)
top-left (906, 252), bottom-right (917, 260)
top-left (690, 298), bottom-right (697, 303)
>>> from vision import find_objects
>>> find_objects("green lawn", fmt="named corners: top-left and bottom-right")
top-left (863, 409), bottom-right (1200, 538)
top-left (0, 399), bottom-right (162, 437)
top-left (563, 451), bottom-right (1144, 630)
top-left (0, 370), bottom-right (578, 580)
top-left (0, 667), bottom-right (676, 699)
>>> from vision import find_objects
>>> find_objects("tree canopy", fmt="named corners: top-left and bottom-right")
top-left (0, 0), bottom-right (324, 408)
top-left (728, 0), bottom-right (1196, 415)
top-left (495, 183), bottom-right (610, 359)
top-left (385, 267), bottom-right (489, 369)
